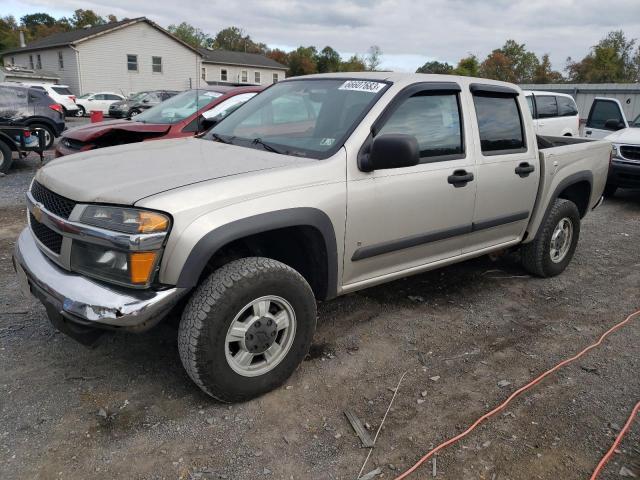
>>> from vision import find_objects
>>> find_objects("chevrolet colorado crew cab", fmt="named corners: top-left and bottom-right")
top-left (13, 73), bottom-right (611, 402)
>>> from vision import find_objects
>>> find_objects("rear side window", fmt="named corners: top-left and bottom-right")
top-left (473, 95), bottom-right (525, 155)
top-left (557, 96), bottom-right (578, 116)
top-left (587, 100), bottom-right (624, 129)
top-left (525, 96), bottom-right (535, 116)
top-left (52, 86), bottom-right (72, 95)
top-left (378, 93), bottom-right (463, 160)
top-left (535, 96), bottom-right (557, 118)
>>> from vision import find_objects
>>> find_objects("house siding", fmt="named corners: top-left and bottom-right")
top-left (76, 22), bottom-right (201, 95)
top-left (3, 47), bottom-right (81, 92)
top-left (202, 63), bottom-right (286, 85)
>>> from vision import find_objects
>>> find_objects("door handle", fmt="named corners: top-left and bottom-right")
top-left (447, 169), bottom-right (474, 187)
top-left (585, 130), bottom-right (592, 135)
top-left (515, 162), bottom-right (535, 178)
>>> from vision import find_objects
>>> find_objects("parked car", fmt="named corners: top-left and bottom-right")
top-left (13, 73), bottom-right (611, 402)
top-left (21, 82), bottom-right (79, 117)
top-left (75, 92), bottom-right (125, 117)
top-left (523, 90), bottom-right (580, 136)
top-left (108, 90), bottom-right (179, 118)
top-left (0, 83), bottom-right (65, 149)
top-left (55, 86), bottom-right (261, 157)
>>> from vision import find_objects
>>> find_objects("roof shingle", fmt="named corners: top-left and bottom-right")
top-left (199, 48), bottom-right (287, 70)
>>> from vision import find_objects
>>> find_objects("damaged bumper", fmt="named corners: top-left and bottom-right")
top-left (13, 228), bottom-right (187, 331)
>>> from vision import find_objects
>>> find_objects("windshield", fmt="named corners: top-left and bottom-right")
top-left (134, 89), bottom-right (222, 124)
top-left (78, 93), bottom-right (93, 99)
top-left (205, 79), bottom-right (389, 158)
top-left (631, 114), bottom-right (640, 127)
top-left (128, 91), bottom-right (149, 101)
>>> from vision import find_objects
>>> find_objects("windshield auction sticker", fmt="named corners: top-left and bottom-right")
top-left (338, 80), bottom-right (386, 93)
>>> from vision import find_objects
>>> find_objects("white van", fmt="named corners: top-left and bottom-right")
top-left (21, 83), bottom-right (78, 117)
top-left (523, 90), bottom-right (580, 137)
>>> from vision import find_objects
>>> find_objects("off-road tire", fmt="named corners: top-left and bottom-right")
top-left (603, 184), bottom-right (617, 198)
top-left (178, 257), bottom-right (317, 402)
top-left (0, 140), bottom-right (13, 174)
top-left (520, 198), bottom-right (580, 277)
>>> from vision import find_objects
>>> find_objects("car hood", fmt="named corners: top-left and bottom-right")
top-left (605, 127), bottom-right (640, 144)
top-left (36, 137), bottom-right (313, 205)
top-left (63, 119), bottom-right (171, 142)
top-left (110, 100), bottom-right (130, 108)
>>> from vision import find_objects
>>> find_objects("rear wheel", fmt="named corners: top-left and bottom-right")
top-left (128, 109), bottom-right (141, 117)
top-left (178, 257), bottom-right (317, 402)
top-left (520, 198), bottom-right (580, 277)
top-left (30, 123), bottom-right (55, 149)
top-left (0, 141), bottom-right (13, 174)
top-left (76, 105), bottom-right (86, 117)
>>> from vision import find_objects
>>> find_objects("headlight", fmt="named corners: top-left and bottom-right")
top-left (80, 206), bottom-right (169, 234)
top-left (71, 242), bottom-right (159, 287)
top-left (612, 144), bottom-right (621, 159)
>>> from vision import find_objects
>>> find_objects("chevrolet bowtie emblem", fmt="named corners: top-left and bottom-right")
top-left (32, 203), bottom-right (43, 223)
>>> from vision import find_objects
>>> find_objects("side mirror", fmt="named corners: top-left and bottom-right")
top-left (604, 119), bottom-right (625, 131)
top-left (360, 134), bottom-right (420, 172)
top-left (142, 98), bottom-right (149, 103)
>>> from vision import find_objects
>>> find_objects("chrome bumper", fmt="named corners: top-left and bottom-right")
top-left (13, 228), bottom-right (188, 329)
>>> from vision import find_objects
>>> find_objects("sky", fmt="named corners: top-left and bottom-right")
top-left (4, 0), bottom-right (640, 72)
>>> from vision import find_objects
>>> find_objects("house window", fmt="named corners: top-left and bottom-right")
top-left (11, 56), bottom-right (15, 65)
top-left (29, 55), bottom-right (34, 69)
top-left (241, 70), bottom-right (248, 83)
top-left (36, 54), bottom-right (41, 69)
top-left (58, 51), bottom-right (64, 69)
top-left (127, 54), bottom-right (138, 71)
top-left (152, 56), bottom-right (162, 73)
top-left (201, 67), bottom-right (206, 80)
top-left (220, 69), bottom-right (228, 82)
top-left (273, 73), bottom-right (278, 83)
top-left (254, 71), bottom-right (261, 84)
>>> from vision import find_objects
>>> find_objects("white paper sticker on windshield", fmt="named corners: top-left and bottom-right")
top-left (202, 91), bottom-right (223, 98)
top-left (338, 80), bottom-right (386, 93)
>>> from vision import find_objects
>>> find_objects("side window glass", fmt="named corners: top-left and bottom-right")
top-left (526, 96), bottom-right (535, 117)
top-left (378, 93), bottom-right (463, 160)
top-left (93, 94), bottom-right (106, 100)
top-left (535, 96), bottom-right (558, 118)
top-left (557, 96), bottom-right (578, 116)
top-left (587, 101), bottom-right (623, 129)
top-left (473, 94), bottom-right (525, 154)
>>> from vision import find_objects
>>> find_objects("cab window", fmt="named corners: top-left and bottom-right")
top-left (587, 100), bottom-right (624, 129)
top-left (473, 94), bottom-right (526, 155)
top-left (535, 96), bottom-right (558, 118)
top-left (557, 96), bottom-right (578, 116)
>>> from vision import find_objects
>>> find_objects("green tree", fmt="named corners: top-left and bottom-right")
top-left (266, 48), bottom-right (289, 67)
top-left (167, 21), bottom-right (210, 48)
top-left (67, 9), bottom-right (107, 29)
top-left (211, 26), bottom-right (266, 53)
top-left (533, 54), bottom-right (563, 83)
top-left (0, 16), bottom-right (19, 52)
top-left (479, 40), bottom-right (539, 82)
top-left (316, 46), bottom-right (341, 73)
top-left (416, 60), bottom-right (454, 74)
top-left (453, 55), bottom-right (480, 76)
top-left (287, 46), bottom-right (318, 76)
top-left (340, 54), bottom-right (367, 72)
top-left (366, 45), bottom-right (382, 71)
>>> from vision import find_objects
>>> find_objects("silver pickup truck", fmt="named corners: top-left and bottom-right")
top-left (13, 73), bottom-right (611, 402)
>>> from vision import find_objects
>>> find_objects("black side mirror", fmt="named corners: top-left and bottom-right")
top-left (360, 134), bottom-right (420, 172)
top-left (604, 119), bottom-right (625, 131)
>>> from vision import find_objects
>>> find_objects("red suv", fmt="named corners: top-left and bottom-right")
top-left (55, 86), bottom-right (262, 157)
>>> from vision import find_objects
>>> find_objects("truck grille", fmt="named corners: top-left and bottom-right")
top-left (620, 146), bottom-right (640, 161)
top-left (31, 181), bottom-right (77, 219)
top-left (29, 213), bottom-right (63, 254)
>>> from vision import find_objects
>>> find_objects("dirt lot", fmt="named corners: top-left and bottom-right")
top-left (0, 151), bottom-right (638, 480)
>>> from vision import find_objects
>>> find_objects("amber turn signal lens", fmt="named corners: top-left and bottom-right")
top-left (129, 252), bottom-right (157, 284)
top-left (138, 212), bottom-right (169, 233)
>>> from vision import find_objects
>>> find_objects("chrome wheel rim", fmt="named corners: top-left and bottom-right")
top-left (550, 217), bottom-right (573, 263)
top-left (129, 110), bottom-right (138, 117)
top-left (76, 107), bottom-right (84, 117)
top-left (225, 295), bottom-right (296, 377)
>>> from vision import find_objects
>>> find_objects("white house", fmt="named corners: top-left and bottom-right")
top-left (199, 49), bottom-right (287, 86)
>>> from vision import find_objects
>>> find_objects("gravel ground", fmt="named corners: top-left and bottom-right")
top-left (0, 148), bottom-right (638, 480)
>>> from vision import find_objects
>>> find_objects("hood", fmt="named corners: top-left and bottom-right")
top-left (63, 119), bottom-right (171, 142)
top-left (37, 137), bottom-right (313, 205)
top-left (605, 127), bottom-right (640, 144)
top-left (110, 99), bottom-right (130, 109)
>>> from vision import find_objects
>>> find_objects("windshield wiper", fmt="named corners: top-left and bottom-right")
top-left (210, 133), bottom-right (234, 144)
top-left (251, 138), bottom-right (283, 154)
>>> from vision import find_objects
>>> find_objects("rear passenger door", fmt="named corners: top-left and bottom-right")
top-left (465, 85), bottom-right (539, 253)
top-left (343, 83), bottom-right (477, 286)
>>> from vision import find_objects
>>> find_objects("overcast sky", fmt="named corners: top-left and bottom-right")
top-left (4, 0), bottom-right (640, 72)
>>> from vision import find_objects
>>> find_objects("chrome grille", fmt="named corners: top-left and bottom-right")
top-left (30, 181), bottom-right (77, 219)
top-left (29, 213), bottom-right (63, 254)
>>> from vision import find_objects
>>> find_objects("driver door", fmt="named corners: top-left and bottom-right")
top-left (584, 98), bottom-right (627, 139)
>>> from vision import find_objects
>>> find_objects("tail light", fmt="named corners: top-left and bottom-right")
top-left (49, 103), bottom-right (63, 113)
top-left (70, 96), bottom-right (76, 103)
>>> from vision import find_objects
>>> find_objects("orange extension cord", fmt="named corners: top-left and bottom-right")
top-left (392, 309), bottom-right (640, 480)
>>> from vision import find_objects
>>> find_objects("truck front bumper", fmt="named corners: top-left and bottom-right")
top-left (608, 160), bottom-right (640, 189)
top-left (13, 228), bottom-right (188, 332)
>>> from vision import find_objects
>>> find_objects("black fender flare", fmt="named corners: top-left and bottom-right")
top-left (175, 208), bottom-right (339, 300)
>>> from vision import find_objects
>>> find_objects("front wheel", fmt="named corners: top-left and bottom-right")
top-left (178, 257), bottom-right (317, 402)
top-left (128, 109), bottom-right (140, 117)
top-left (520, 198), bottom-right (581, 277)
top-left (75, 105), bottom-right (86, 117)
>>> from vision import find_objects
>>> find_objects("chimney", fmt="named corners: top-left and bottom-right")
top-left (19, 30), bottom-right (26, 48)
